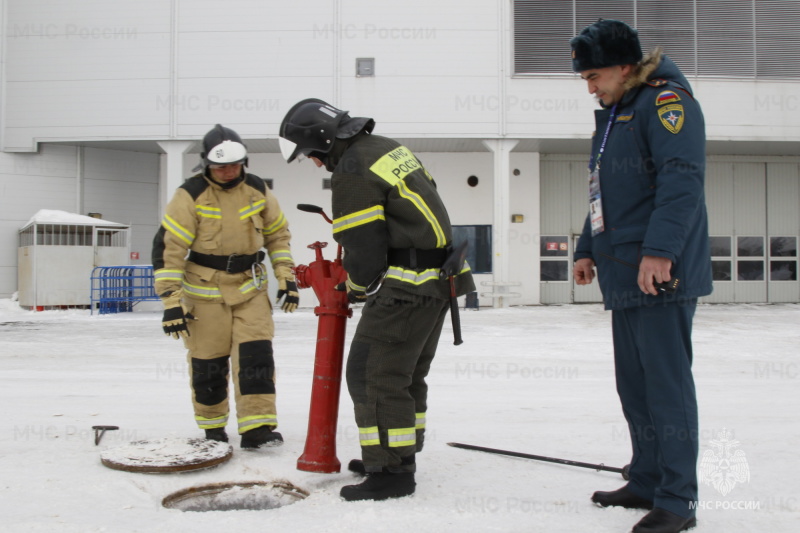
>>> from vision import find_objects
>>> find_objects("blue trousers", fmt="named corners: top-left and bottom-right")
top-left (612, 300), bottom-right (699, 518)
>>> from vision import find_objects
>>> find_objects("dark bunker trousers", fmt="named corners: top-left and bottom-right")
top-left (346, 293), bottom-right (449, 473)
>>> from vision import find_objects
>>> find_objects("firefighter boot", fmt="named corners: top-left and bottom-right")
top-left (348, 454), bottom-right (415, 476)
top-left (240, 426), bottom-right (284, 449)
top-left (204, 428), bottom-right (228, 443)
top-left (340, 471), bottom-right (416, 501)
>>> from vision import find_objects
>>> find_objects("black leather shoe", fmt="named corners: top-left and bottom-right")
top-left (632, 508), bottom-right (697, 533)
top-left (592, 486), bottom-right (653, 510)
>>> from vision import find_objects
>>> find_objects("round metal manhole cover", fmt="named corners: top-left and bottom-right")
top-left (162, 481), bottom-right (309, 512)
top-left (100, 437), bottom-right (233, 473)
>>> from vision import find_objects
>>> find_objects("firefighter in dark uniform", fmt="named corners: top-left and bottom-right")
top-left (152, 124), bottom-right (299, 449)
top-left (571, 20), bottom-right (712, 533)
top-left (279, 99), bottom-right (474, 501)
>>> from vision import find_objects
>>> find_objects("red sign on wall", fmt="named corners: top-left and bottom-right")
top-left (130, 252), bottom-right (140, 260)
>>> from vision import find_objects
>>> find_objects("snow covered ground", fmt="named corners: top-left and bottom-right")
top-left (1, 300), bottom-right (798, 532)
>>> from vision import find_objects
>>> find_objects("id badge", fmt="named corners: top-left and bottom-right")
top-left (588, 168), bottom-right (604, 236)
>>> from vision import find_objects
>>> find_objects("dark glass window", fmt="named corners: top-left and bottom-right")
top-left (738, 236), bottom-right (764, 257)
top-left (738, 260), bottom-right (764, 281)
top-left (452, 225), bottom-right (492, 274)
top-left (540, 236), bottom-right (569, 257)
top-left (770, 261), bottom-right (797, 281)
top-left (541, 261), bottom-right (568, 281)
top-left (710, 236), bottom-right (732, 256)
top-left (712, 260), bottom-right (732, 281)
top-left (770, 237), bottom-right (797, 257)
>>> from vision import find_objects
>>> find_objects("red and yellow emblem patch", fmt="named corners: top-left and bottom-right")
top-left (658, 104), bottom-right (684, 134)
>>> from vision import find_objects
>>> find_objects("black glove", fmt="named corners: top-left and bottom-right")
top-left (161, 290), bottom-right (195, 340)
top-left (276, 279), bottom-right (299, 313)
top-left (335, 281), bottom-right (367, 304)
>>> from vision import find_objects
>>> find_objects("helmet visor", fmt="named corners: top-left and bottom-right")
top-left (279, 136), bottom-right (307, 163)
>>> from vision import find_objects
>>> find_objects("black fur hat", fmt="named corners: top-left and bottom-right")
top-left (570, 19), bottom-right (642, 72)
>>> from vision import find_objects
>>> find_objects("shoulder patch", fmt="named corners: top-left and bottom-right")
top-left (615, 112), bottom-right (635, 123)
top-left (658, 104), bottom-right (685, 134)
top-left (179, 175), bottom-right (209, 200)
top-left (656, 90), bottom-right (681, 106)
top-left (646, 78), bottom-right (667, 87)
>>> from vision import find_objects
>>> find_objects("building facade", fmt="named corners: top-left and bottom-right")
top-left (1, 0), bottom-right (798, 305)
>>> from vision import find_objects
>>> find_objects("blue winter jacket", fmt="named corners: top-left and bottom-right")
top-left (575, 54), bottom-right (713, 310)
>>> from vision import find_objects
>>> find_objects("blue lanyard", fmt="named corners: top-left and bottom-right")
top-left (588, 104), bottom-right (618, 171)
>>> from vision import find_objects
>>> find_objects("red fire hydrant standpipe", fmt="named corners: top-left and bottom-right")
top-left (294, 205), bottom-right (352, 473)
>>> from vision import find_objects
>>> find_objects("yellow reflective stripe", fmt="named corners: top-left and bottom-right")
top-left (239, 199), bottom-right (266, 220)
top-left (359, 426), bottom-right (380, 446)
top-left (460, 262), bottom-right (472, 275)
top-left (385, 266), bottom-right (440, 286)
top-left (162, 214), bottom-right (195, 245)
top-left (238, 414), bottom-right (277, 433)
top-left (387, 427), bottom-right (416, 448)
top-left (415, 413), bottom-right (426, 429)
top-left (239, 275), bottom-right (267, 295)
top-left (196, 205), bottom-right (221, 219)
top-left (332, 205), bottom-right (385, 234)
top-left (154, 269), bottom-right (183, 282)
top-left (269, 249), bottom-right (293, 265)
top-left (397, 180), bottom-right (447, 247)
top-left (182, 281), bottom-right (221, 299)
top-left (263, 212), bottom-right (287, 235)
top-left (369, 146), bottom-right (421, 186)
top-left (347, 276), bottom-right (366, 292)
top-left (195, 414), bottom-right (228, 429)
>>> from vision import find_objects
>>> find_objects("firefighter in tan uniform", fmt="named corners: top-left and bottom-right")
top-left (280, 100), bottom-right (475, 501)
top-left (152, 124), bottom-right (298, 449)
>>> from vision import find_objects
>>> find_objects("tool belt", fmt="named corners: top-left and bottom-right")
top-left (387, 247), bottom-right (449, 270)
top-left (188, 250), bottom-right (266, 273)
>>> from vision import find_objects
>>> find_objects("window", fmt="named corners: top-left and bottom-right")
top-left (540, 235), bottom-right (569, 281)
top-left (452, 225), bottom-right (492, 274)
top-left (769, 236), bottom-right (797, 281)
top-left (513, 0), bottom-right (800, 78)
top-left (737, 236), bottom-right (764, 281)
top-left (710, 236), bottom-right (732, 281)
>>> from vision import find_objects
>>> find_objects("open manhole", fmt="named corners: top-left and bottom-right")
top-left (162, 481), bottom-right (309, 512)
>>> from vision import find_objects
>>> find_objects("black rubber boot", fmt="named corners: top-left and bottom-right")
top-left (240, 426), bottom-right (283, 449)
top-left (204, 428), bottom-right (228, 443)
top-left (340, 472), bottom-right (416, 502)
top-left (348, 459), bottom-right (368, 475)
top-left (348, 455), bottom-right (415, 476)
top-left (591, 486), bottom-right (653, 510)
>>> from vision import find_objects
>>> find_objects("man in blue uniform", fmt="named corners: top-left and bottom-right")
top-left (571, 20), bottom-right (712, 533)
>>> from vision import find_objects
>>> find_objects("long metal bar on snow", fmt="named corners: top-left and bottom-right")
top-left (447, 442), bottom-right (630, 479)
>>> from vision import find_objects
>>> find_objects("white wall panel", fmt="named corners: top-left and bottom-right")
top-left (6, 32), bottom-right (170, 81)
top-left (82, 148), bottom-right (160, 265)
top-left (173, 78), bottom-right (332, 135)
top-left (341, 77), bottom-right (500, 136)
top-left (0, 144), bottom-right (79, 297)
top-left (7, 0), bottom-right (170, 33)
top-left (177, 31), bottom-right (334, 80)
top-left (176, 0), bottom-right (332, 32)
